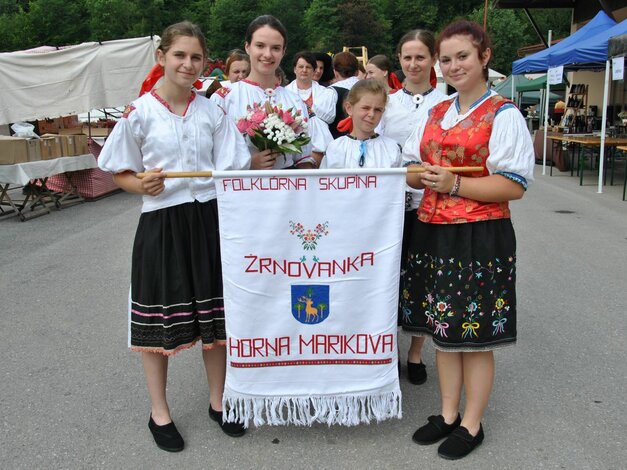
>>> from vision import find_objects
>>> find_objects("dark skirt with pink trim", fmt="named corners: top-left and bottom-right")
top-left (129, 199), bottom-right (225, 354)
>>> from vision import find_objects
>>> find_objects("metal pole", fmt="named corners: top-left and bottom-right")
top-left (542, 30), bottom-right (552, 176)
top-left (597, 59), bottom-right (610, 194)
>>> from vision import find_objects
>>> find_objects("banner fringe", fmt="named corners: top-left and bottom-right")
top-left (223, 390), bottom-right (402, 427)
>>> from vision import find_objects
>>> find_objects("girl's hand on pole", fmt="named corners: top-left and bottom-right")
top-left (419, 164), bottom-right (455, 193)
top-left (139, 168), bottom-right (166, 196)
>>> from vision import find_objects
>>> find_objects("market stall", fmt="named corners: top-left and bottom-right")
top-left (0, 36), bottom-right (158, 218)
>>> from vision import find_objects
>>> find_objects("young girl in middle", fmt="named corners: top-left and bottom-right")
top-left (321, 79), bottom-right (401, 170)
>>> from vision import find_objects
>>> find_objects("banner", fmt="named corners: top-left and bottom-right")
top-left (214, 168), bottom-right (405, 427)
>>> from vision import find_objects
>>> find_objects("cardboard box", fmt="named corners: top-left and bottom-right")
top-left (40, 136), bottom-right (63, 160)
top-left (25, 139), bottom-right (42, 161)
top-left (62, 114), bottom-right (80, 129)
top-left (82, 125), bottom-right (111, 137)
top-left (59, 127), bottom-right (84, 135)
top-left (37, 117), bottom-right (63, 135)
top-left (59, 134), bottom-right (89, 156)
top-left (0, 136), bottom-right (29, 164)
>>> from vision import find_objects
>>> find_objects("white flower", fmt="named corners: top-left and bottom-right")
top-left (264, 88), bottom-right (275, 97)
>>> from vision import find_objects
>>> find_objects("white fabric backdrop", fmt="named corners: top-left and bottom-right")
top-left (214, 168), bottom-right (405, 427)
top-left (0, 37), bottom-right (159, 124)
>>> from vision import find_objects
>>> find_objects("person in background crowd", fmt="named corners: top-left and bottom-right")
top-left (287, 51), bottom-right (337, 126)
top-left (285, 51), bottom-right (335, 155)
top-left (402, 20), bottom-right (534, 460)
top-left (329, 51), bottom-right (360, 138)
top-left (210, 15), bottom-right (321, 169)
top-left (98, 21), bottom-right (250, 452)
top-left (221, 49), bottom-right (250, 87)
top-left (365, 54), bottom-right (402, 93)
top-left (382, 30), bottom-right (450, 388)
top-left (312, 51), bottom-right (334, 86)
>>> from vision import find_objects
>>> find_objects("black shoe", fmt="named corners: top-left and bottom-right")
top-left (209, 405), bottom-right (246, 437)
top-left (438, 424), bottom-right (484, 460)
top-left (407, 361), bottom-right (427, 385)
top-left (412, 414), bottom-right (461, 445)
top-left (148, 415), bottom-right (184, 452)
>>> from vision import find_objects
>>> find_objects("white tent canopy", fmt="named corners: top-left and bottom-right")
top-left (0, 36), bottom-right (159, 125)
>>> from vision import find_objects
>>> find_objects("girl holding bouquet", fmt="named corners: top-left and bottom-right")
top-left (211, 15), bottom-right (323, 169)
top-left (402, 20), bottom-right (534, 459)
top-left (98, 21), bottom-right (250, 451)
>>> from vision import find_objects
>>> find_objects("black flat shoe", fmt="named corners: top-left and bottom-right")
top-left (407, 361), bottom-right (427, 385)
top-left (148, 415), bottom-right (184, 452)
top-left (412, 414), bottom-right (461, 445)
top-left (438, 424), bottom-right (484, 460)
top-left (209, 406), bottom-right (246, 437)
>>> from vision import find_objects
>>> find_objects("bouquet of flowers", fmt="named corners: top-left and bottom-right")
top-left (236, 101), bottom-right (310, 154)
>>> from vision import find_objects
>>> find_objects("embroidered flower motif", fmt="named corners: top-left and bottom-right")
top-left (264, 88), bottom-right (275, 97)
top-left (436, 301), bottom-right (448, 313)
top-left (495, 297), bottom-right (505, 310)
top-left (289, 221), bottom-right (329, 250)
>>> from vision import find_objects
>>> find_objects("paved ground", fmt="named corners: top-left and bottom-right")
top-left (1, 165), bottom-right (626, 469)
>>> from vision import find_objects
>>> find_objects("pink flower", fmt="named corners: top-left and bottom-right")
top-left (282, 112), bottom-right (295, 126)
top-left (236, 119), bottom-right (251, 134)
top-left (250, 110), bottom-right (266, 124)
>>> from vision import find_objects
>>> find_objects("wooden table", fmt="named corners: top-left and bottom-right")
top-left (0, 154), bottom-right (97, 221)
top-left (547, 135), bottom-right (627, 186)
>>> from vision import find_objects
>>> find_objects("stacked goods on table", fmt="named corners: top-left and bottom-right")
top-left (0, 136), bottom-right (41, 164)
top-left (35, 115), bottom-right (119, 199)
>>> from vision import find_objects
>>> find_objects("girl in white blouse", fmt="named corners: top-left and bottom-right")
top-left (98, 21), bottom-right (250, 451)
top-left (211, 15), bottom-right (322, 169)
top-left (321, 80), bottom-right (401, 170)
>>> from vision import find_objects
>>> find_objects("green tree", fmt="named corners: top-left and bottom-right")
top-left (470, 6), bottom-right (528, 75)
top-left (338, 0), bottom-right (392, 57)
top-left (293, 302), bottom-right (304, 319)
top-left (0, 9), bottom-right (32, 51)
top-left (207, 0), bottom-right (259, 59)
top-left (381, 0), bottom-right (438, 55)
top-left (28, 0), bottom-right (90, 46)
top-left (303, 0), bottom-right (341, 52)
top-left (86, 0), bottom-right (141, 41)
top-left (317, 302), bottom-right (327, 317)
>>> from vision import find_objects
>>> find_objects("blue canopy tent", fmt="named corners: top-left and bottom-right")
top-left (512, 11), bottom-right (616, 74)
top-left (548, 20), bottom-right (627, 70)
top-left (512, 11), bottom-right (617, 175)
top-left (546, 20), bottom-right (627, 194)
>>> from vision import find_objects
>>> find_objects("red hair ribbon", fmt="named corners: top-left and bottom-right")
top-left (388, 72), bottom-right (403, 92)
top-left (430, 67), bottom-right (437, 88)
top-left (336, 116), bottom-right (353, 133)
top-left (138, 64), bottom-right (203, 97)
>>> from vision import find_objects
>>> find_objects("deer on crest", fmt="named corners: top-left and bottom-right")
top-left (298, 295), bottom-right (318, 323)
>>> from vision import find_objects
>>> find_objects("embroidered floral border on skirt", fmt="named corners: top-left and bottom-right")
top-left (400, 218), bottom-right (517, 351)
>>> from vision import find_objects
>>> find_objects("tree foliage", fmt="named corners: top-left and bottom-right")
top-left (0, 0), bottom-right (575, 76)
top-left (206, 0), bottom-right (259, 58)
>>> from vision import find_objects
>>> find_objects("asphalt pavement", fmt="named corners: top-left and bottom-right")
top-left (1, 164), bottom-right (626, 469)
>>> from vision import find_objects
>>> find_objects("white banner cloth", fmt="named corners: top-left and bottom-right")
top-left (214, 168), bottom-right (405, 427)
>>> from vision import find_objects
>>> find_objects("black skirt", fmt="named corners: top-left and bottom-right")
top-left (129, 200), bottom-right (225, 354)
top-left (400, 218), bottom-right (517, 351)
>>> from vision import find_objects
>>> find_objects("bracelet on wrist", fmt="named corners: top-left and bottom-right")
top-left (449, 174), bottom-right (461, 196)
